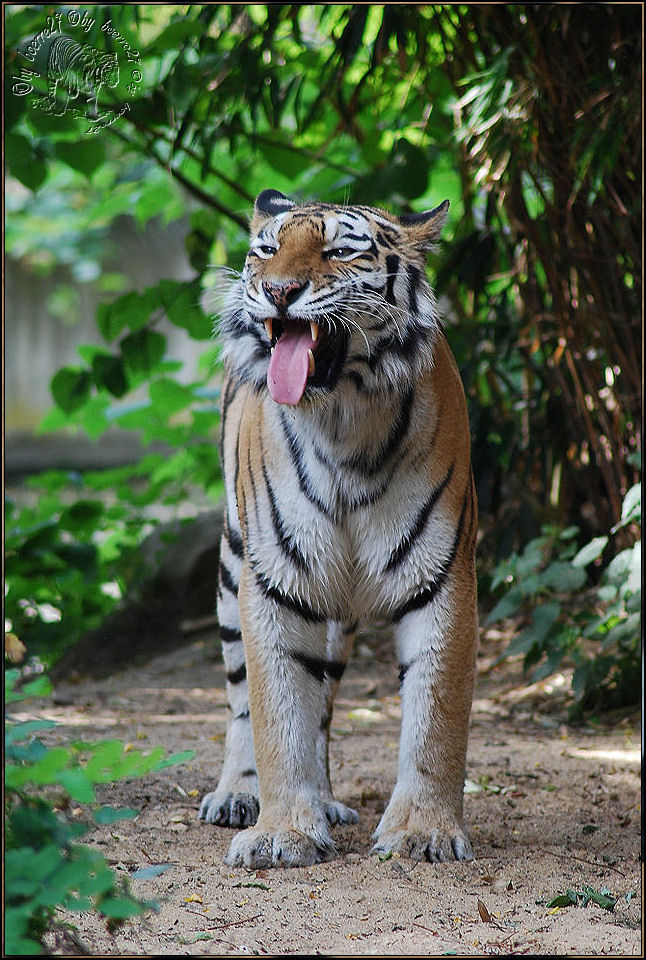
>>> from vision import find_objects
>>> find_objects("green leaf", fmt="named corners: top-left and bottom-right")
top-left (14, 746), bottom-right (69, 785)
top-left (4, 904), bottom-right (43, 954)
top-left (579, 885), bottom-right (616, 911)
top-left (539, 561), bottom-right (586, 592)
top-left (602, 615), bottom-right (640, 646)
top-left (258, 140), bottom-right (308, 179)
top-left (82, 739), bottom-right (128, 780)
top-left (60, 499), bottom-right (105, 531)
top-left (5, 132), bottom-right (47, 191)
top-left (77, 394), bottom-right (112, 439)
top-left (149, 378), bottom-right (194, 417)
top-left (57, 769), bottom-right (96, 803)
top-left (604, 548), bottom-right (636, 587)
top-left (616, 482), bottom-right (641, 530)
top-left (485, 590), bottom-right (522, 625)
top-left (51, 367), bottom-right (92, 414)
top-left (54, 139), bottom-right (106, 177)
top-left (157, 280), bottom-right (212, 339)
top-left (526, 601), bottom-right (562, 643)
top-left (145, 17), bottom-right (206, 54)
top-left (98, 896), bottom-right (144, 920)
top-left (91, 354), bottom-right (129, 398)
top-left (94, 806), bottom-right (140, 825)
top-left (120, 330), bottom-right (167, 374)
top-left (154, 749), bottom-right (195, 769)
top-left (5, 719), bottom-right (57, 745)
top-left (531, 642), bottom-right (568, 683)
top-left (502, 600), bottom-right (561, 661)
top-left (572, 537), bottom-right (608, 568)
top-left (547, 889), bottom-right (578, 908)
top-left (97, 290), bottom-right (157, 342)
top-left (5, 673), bottom-right (53, 705)
top-left (130, 864), bottom-right (174, 880)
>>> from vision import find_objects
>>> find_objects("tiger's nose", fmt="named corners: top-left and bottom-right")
top-left (262, 280), bottom-right (307, 311)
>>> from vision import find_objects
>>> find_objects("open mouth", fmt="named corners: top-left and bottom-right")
top-left (263, 317), bottom-right (348, 405)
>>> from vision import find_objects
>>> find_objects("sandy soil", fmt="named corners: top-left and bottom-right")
top-left (21, 627), bottom-right (642, 956)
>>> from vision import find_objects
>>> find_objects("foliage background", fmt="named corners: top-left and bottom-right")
top-left (5, 3), bottom-right (641, 694)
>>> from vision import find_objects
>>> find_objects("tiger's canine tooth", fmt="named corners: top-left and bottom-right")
top-left (264, 318), bottom-right (273, 341)
top-left (310, 321), bottom-right (319, 342)
top-left (307, 349), bottom-right (315, 376)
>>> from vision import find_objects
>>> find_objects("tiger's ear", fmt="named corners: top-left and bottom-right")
top-left (398, 200), bottom-right (449, 251)
top-left (251, 189), bottom-right (295, 231)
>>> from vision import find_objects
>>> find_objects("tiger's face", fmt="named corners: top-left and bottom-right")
top-left (220, 189), bottom-right (449, 405)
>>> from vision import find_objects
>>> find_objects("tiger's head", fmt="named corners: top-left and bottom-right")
top-left (220, 189), bottom-right (449, 405)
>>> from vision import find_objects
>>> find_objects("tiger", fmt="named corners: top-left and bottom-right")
top-left (36, 36), bottom-right (118, 117)
top-left (198, 189), bottom-right (479, 868)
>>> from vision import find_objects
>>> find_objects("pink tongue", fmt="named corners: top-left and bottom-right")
top-left (267, 328), bottom-right (315, 405)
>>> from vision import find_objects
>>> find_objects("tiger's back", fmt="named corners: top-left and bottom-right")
top-left (199, 190), bottom-right (479, 868)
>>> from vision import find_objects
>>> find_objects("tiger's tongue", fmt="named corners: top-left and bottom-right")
top-left (267, 327), bottom-right (315, 405)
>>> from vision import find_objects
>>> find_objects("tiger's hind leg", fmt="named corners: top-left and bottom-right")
top-left (198, 526), bottom-right (259, 829)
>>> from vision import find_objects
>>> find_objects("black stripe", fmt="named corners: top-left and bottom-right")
top-left (218, 379), bottom-right (234, 476)
top-left (366, 318), bottom-right (430, 375)
top-left (254, 568), bottom-right (326, 623)
top-left (240, 768), bottom-right (257, 778)
top-left (219, 625), bottom-right (242, 644)
top-left (385, 253), bottom-right (399, 304)
top-left (373, 386), bottom-right (414, 469)
top-left (361, 281), bottom-right (387, 297)
top-left (391, 483), bottom-right (470, 624)
top-left (346, 369), bottom-right (369, 394)
top-left (233, 708), bottom-right (250, 720)
top-left (467, 468), bottom-right (478, 551)
top-left (316, 387), bottom-right (414, 478)
top-left (226, 525), bottom-right (244, 559)
top-left (247, 443), bottom-right (259, 521)
top-left (227, 663), bottom-right (247, 684)
top-left (352, 386), bottom-right (414, 475)
top-left (340, 231), bottom-right (371, 242)
top-left (261, 452), bottom-right (308, 570)
top-left (376, 228), bottom-right (399, 248)
top-left (407, 263), bottom-right (421, 313)
top-left (220, 375), bottom-right (237, 428)
top-left (279, 411), bottom-right (334, 520)
top-left (225, 310), bottom-right (268, 353)
top-left (398, 662), bottom-right (410, 685)
top-left (291, 652), bottom-right (347, 683)
top-left (219, 561), bottom-right (238, 597)
top-left (385, 463), bottom-right (455, 572)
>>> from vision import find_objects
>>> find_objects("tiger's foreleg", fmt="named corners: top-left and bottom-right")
top-left (224, 564), bottom-right (343, 868)
top-left (198, 526), bottom-right (259, 829)
top-left (373, 562), bottom-right (478, 862)
top-left (316, 621), bottom-right (358, 826)
top-left (40, 75), bottom-right (64, 114)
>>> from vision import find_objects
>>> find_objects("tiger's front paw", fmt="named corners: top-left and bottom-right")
top-left (372, 827), bottom-right (474, 863)
top-left (225, 827), bottom-right (336, 868)
top-left (198, 790), bottom-right (259, 828)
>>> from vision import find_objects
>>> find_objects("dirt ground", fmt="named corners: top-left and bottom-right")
top-left (19, 625), bottom-right (642, 957)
